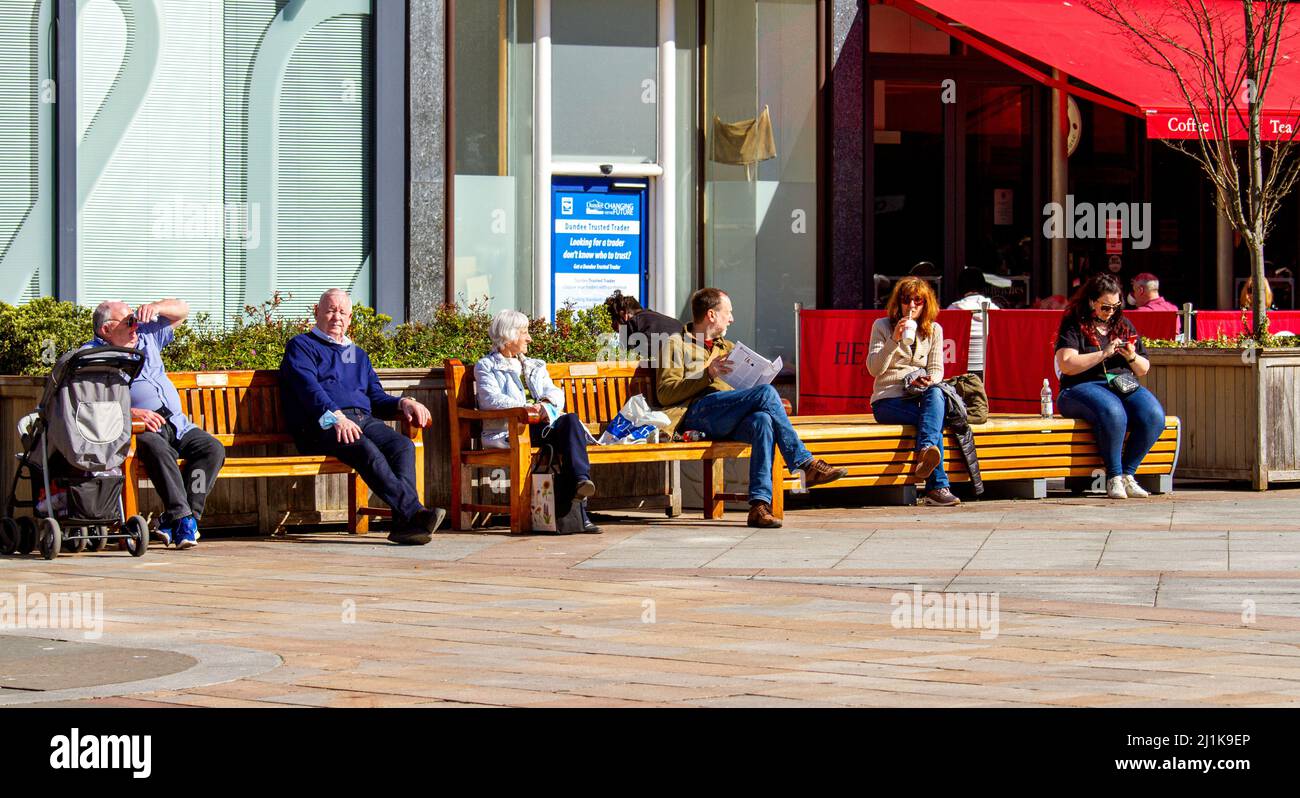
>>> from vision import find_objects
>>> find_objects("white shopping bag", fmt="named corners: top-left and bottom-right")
top-left (598, 394), bottom-right (672, 445)
top-left (530, 470), bottom-right (557, 532)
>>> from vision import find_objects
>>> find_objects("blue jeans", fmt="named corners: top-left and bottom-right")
top-left (872, 387), bottom-right (948, 490)
top-left (1057, 381), bottom-right (1166, 479)
top-left (680, 385), bottom-right (812, 504)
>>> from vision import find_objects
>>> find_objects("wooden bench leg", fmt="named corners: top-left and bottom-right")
top-left (665, 462), bottom-right (682, 517)
top-left (770, 447), bottom-right (785, 520)
top-left (348, 472), bottom-right (370, 535)
top-left (703, 458), bottom-right (725, 519)
top-left (123, 454), bottom-right (140, 521)
top-left (510, 443), bottom-right (532, 534)
top-left (454, 464), bottom-right (475, 530)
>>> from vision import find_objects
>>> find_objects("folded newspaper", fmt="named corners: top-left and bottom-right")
top-left (722, 342), bottom-right (782, 391)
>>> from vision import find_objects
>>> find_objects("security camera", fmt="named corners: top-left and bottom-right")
top-left (599, 164), bottom-right (614, 175)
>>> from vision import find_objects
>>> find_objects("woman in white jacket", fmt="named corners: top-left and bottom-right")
top-left (475, 310), bottom-right (598, 531)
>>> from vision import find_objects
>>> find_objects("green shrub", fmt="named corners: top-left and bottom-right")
top-left (0, 297), bottom-right (95, 375)
top-left (1, 295), bottom-right (617, 375)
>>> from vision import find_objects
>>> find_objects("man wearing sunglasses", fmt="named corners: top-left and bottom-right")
top-left (85, 298), bottom-right (225, 549)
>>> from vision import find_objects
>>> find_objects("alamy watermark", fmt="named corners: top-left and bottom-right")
top-left (891, 585), bottom-right (999, 639)
top-left (0, 586), bottom-right (104, 640)
top-left (151, 196), bottom-right (261, 250)
top-left (1042, 194), bottom-right (1152, 250)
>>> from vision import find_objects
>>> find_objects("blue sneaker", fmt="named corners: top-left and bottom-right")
top-left (155, 518), bottom-right (177, 547)
top-left (175, 516), bottom-right (199, 550)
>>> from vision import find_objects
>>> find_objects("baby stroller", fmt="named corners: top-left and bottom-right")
top-left (1, 346), bottom-right (150, 559)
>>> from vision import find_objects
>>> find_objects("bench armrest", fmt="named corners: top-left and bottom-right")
top-left (458, 406), bottom-right (543, 425)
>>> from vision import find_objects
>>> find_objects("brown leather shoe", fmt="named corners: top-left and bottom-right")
top-left (921, 487), bottom-right (961, 507)
top-left (802, 458), bottom-right (848, 489)
top-left (914, 445), bottom-right (942, 480)
top-left (747, 501), bottom-right (783, 528)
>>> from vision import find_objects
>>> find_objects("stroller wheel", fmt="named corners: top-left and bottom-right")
top-left (69, 533), bottom-right (88, 554)
top-left (16, 516), bottom-right (37, 555)
top-left (125, 515), bottom-right (148, 557)
top-left (0, 517), bottom-right (17, 555)
top-left (38, 518), bottom-right (61, 560)
top-left (86, 526), bottom-right (107, 552)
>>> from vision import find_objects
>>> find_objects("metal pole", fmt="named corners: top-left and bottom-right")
top-left (656, 0), bottom-right (676, 316)
top-left (1050, 68), bottom-right (1069, 297)
top-left (534, 0), bottom-right (553, 319)
top-left (793, 301), bottom-right (802, 414)
top-left (1216, 198), bottom-right (1234, 309)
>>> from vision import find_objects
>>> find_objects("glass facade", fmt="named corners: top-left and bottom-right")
top-left (452, 0), bottom-right (534, 314)
top-left (704, 0), bottom-right (818, 363)
top-left (0, 0), bottom-right (53, 305)
top-left (78, 0), bottom-right (373, 322)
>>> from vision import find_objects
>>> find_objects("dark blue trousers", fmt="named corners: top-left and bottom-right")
top-left (294, 409), bottom-right (424, 525)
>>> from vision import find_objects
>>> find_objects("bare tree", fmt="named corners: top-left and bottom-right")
top-left (1085, 0), bottom-right (1300, 339)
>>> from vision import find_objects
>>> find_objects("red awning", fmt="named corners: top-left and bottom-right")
top-left (887, 0), bottom-right (1300, 140)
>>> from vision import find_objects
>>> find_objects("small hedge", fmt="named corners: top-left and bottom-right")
top-left (0, 294), bottom-right (614, 375)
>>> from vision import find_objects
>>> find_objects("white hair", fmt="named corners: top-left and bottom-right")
top-left (489, 309), bottom-right (530, 350)
top-left (93, 300), bottom-right (125, 335)
top-left (319, 288), bottom-right (351, 307)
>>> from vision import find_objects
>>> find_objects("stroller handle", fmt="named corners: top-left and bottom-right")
top-left (59, 345), bottom-right (147, 382)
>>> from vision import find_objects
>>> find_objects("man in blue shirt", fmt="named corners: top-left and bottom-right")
top-left (87, 298), bottom-right (225, 549)
top-left (280, 289), bottom-right (446, 545)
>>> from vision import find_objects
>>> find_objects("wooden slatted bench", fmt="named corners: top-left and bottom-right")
top-left (446, 358), bottom-right (783, 533)
top-left (446, 358), bottom-right (1181, 531)
top-left (781, 414), bottom-right (1181, 500)
top-left (123, 370), bottom-right (423, 533)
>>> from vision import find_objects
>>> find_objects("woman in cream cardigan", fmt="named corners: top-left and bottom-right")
top-left (867, 277), bottom-right (960, 506)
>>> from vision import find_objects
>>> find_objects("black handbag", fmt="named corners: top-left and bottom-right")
top-left (1105, 367), bottom-right (1140, 396)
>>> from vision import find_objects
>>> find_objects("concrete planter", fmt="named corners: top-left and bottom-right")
top-left (1145, 347), bottom-right (1300, 489)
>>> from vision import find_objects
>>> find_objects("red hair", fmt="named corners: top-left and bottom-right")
top-left (887, 277), bottom-right (940, 339)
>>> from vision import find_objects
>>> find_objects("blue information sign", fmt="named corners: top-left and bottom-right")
top-left (551, 177), bottom-right (648, 319)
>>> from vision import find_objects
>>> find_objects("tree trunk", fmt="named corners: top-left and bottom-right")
top-left (1245, 5), bottom-right (1268, 340)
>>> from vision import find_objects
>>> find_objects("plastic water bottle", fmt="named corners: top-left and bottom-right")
top-left (677, 430), bottom-right (708, 442)
top-left (1040, 379), bottom-right (1053, 419)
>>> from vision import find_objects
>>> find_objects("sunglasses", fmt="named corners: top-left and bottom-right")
top-left (903, 296), bottom-right (926, 305)
top-left (1096, 303), bottom-right (1122, 313)
top-left (110, 314), bottom-right (138, 329)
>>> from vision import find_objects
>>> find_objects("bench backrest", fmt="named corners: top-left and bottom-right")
top-left (444, 358), bottom-right (656, 448)
top-left (168, 370), bottom-right (288, 447)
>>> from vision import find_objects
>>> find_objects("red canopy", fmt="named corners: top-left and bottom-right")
top-left (889, 0), bottom-right (1300, 140)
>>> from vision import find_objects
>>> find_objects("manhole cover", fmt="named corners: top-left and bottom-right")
top-left (0, 636), bottom-right (197, 692)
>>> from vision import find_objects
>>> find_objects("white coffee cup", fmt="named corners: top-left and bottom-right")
top-left (902, 319), bottom-right (917, 344)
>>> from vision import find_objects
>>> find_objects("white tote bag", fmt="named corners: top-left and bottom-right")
top-left (529, 446), bottom-right (558, 532)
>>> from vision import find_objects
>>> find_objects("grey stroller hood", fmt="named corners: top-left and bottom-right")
top-left (42, 346), bottom-right (146, 472)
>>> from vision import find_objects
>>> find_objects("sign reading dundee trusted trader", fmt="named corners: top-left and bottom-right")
top-left (551, 180), bottom-right (647, 318)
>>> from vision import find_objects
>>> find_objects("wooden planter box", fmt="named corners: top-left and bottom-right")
top-left (1145, 347), bottom-right (1300, 489)
top-left (0, 368), bottom-right (672, 532)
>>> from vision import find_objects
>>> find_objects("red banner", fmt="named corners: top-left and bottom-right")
top-left (1196, 310), bottom-right (1300, 340)
top-left (1126, 311), bottom-right (1180, 341)
top-left (983, 310), bottom-right (1064, 415)
top-left (798, 309), bottom-right (971, 416)
top-left (1147, 109), bottom-right (1300, 142)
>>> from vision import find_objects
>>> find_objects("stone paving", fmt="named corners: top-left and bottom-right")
top-left (3, 484), bottom-right (1300, 707)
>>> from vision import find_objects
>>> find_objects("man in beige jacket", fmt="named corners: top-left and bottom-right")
top-left (655, 288), bottom-right (846, 528)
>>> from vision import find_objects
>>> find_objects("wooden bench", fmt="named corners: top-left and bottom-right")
top-left (445, 358), bottom-right (782, 532)
top-left (446, 359), bottom-right (1181, 531)
top-left (123, 370), bottom-right (424, 533)
top-left (782, 414), bottom-right (1181, 501)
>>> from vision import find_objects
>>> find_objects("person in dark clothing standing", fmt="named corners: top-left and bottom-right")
top-left (280, 289), bottom-right (447, 544)
top-left (604, 291), bottom-right (685, 362)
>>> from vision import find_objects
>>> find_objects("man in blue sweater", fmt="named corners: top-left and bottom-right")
top-left (280, 289), bottom-right (446, 544)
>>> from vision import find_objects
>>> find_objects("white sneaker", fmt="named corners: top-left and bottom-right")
top-left (1122, 475), bottom-right (1150, 498)
top-left (1107, 476), bottom-right (1128, 500)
